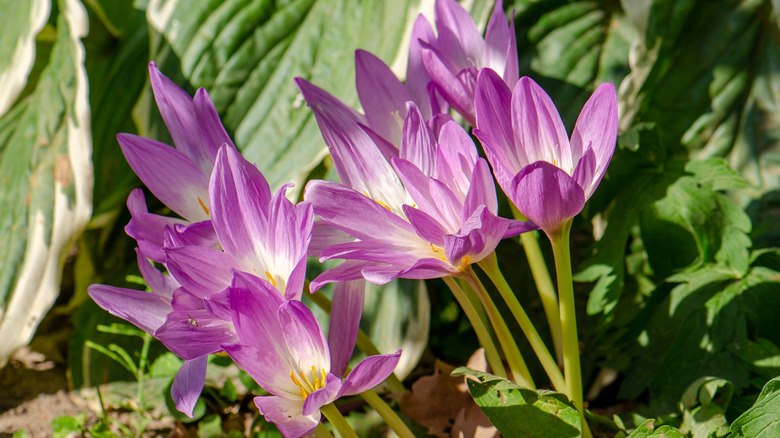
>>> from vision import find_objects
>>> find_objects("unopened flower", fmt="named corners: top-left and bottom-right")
top-left (473, 69), bottom-right (618, 235)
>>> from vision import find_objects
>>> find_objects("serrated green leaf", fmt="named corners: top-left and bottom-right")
top-left (0, 0), bottom-right (93, 365)
top-left (0, 0), bottom-right (50, 115)
top-left (627, 419), bottom-right (685, 438)
top-left (513, 0), bottom-right (634, 125)
top-left (453, 367), bottom-right (582, 437)
top-left (619, 0), bottom-right (780, 196)
top-left (51, 413), bottom-right (87, 438)
top-left (730, 338), bottom-right (780, 378)
top-left (680, 377), bottom-right (733, 438)
top-left (728, 377), bottom-right (780, 437)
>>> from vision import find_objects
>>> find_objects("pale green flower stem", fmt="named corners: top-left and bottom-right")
top-left (549, 220), bottom-right (591, 438)
top-left (320, 403), bottom-right (358, 438)
top-left (463, 267), bottom-right (535, 389)
top-left (313, 422), bottom-right (334, 438)
top-left (307, 289), bottom-right (405, 393)
top-left (511, 205), bottom-right (564, 364)
top-left (360, 389), bottom-right (415, 438)
top-left (477, 254), bottom-right (565, 393)
top-left (442, 277), bottom-right (507, 379)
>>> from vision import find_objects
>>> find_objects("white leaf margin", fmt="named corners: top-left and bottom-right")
top-left (0, 0), bottom-right (50, 116)
top-left (0, 0), bottom-right (93, 366)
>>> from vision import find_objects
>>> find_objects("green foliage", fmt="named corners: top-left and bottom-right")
top-left (679, 377), bottom-right (733, 437)
top-left (626, 419), bottom-right (684, 438)
top-left (453, 367), bottom-right (582, 437)
top-left (728, 377), bottom-right (780, 437)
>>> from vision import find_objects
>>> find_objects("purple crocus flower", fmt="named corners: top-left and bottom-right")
top-left (418, 0), bottom-right (518, 126)
top-left (473, 69), bottom-right (618, 235)
top-left (304, 102), bottom-right (536, 289)
top-left (222, 271), bottom-right (401, 438)
top-left (87, 250), bottom-right (216, 417)
top-left (163, 144), bottom-right (314, 302)
top-left (121, 62), bottom-right (234, 260)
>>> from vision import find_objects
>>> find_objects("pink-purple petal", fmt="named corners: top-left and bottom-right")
top-left (87, 284), bottom-right (171, 335)
top-left (278, 301), bottom-right (330, 373)
top-left (118, 133), bottom-right (211, 222)
top-left (171, 356), bottom-right (207, 418)
top-left (355, 49), bottom-right (411, 146)
top-left (511, 161), bottom-right (585, 235)
top-left (338, 350), bottom-right (402, 397)
top-left (400, 102), bottom-right (437, 176)
top-left (570, 82), bottom-right (618, 199)
top-left (254, 396), bottom-right (319, 438)
top-left (511, 77), bottom-right (572, 171)
top-left (301, 374), bottom-right (341, 416)
top-left (328, 281), bottom-right (365, 377)
top-left (164, 245), bottom-right (241, 298)
top-left (406, 15), bottom-right (437, 119)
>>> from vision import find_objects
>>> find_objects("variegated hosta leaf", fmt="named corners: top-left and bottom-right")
top-left (0, 0), bottom-right (92, 366)
top-left (363, 279), bottom-right (430, 380)
top-left (0, 0), bottom-right (50, 115)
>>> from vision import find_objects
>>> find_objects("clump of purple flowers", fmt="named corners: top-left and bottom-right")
top-left (89, 1), bottom-right (618, 436)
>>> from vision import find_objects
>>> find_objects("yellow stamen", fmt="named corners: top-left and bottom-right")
top-left (290, 371), bottom-right (302, 387)
top-left (266, 271), bottom-right (277, 287)
top-left (198, 197), bottom-right (210, 215)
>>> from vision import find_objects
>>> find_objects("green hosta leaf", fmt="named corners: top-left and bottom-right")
top-left (513, 0), bottom-right (634, 125)
top-left (452, 367), bottom-right (582, 438)
top-left (143, 0), bottom-right (460, 192)
top-left (0, 0), bottom-right (50, 115)
top-left (627, 419), bottom-right (685, 438)
top-left (363, 278), bottom-right (429, 380)
top-left (728, 377), bottom-right (780, 437)
top-left (0, 0), bottom-right (92, 365)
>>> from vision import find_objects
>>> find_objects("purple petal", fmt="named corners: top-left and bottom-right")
top-left (301, 374), bottom-right (341, 416)
top-left (254, 396), bottom-right (320, 438)
top-left (511, 77), bottom-right (572, 171)
top-left (462, 158), bottom-right (499, 219)
top-left (400, 102), bottom-right (437, 176)
top-left (338, 351), bottom-right (401, 397)
top-left (328, 281), bottom-right (365, 377)
top-left (308, 222), bottom-right (354, 257)
top-left (406, 15), bottom-right (437, 119)
top-left (209, 145), bottom-right (273, 262)
top-left (572, 148), bottom-right (597, 199)
top-left (88, 284), bottom-right (171, 335)
top-left (149, 62), bottom-right (214, 174)
top-left (193, 87), bottom-right (235, 169)
top-left (118, 133), bottom-right (210, 222)
top-left (164, 245), bottom-right (242, 298)
top-left (296, 78), bottom-right (404, 204)
top-left (435, 0), bottom-right (483, 67)
top-left (421, 46), bottom-right (476, 126)
top-left (156, 290), bottom-right (236, 360)
top-left (473, 68), bottom-right (522, 192)
top-left (171, 356), bottom-right (207, 418)
top-left (304, 180), bottom-right (415, 241)
top-left (165, 220), bottom-right (218, 249)
top-left (511, 161), bottom-right (585, 235)
top-left (503, 217), bottom-right (539, 238)
top-left (403, 205), bottom-right (448, 246)
top-left (391, 158), bottom-right (437, 215)
top-left (229, 271), bottom-right (286, 348)
top-left (223, 344), bottom-right (300, 398)
top-left (570, 82), bottom-right (618, 199)
top-left (278, 301), bottom-right (330, 373)
top-left (135, 248), bottom-right (179, 297)
top-left (503, 19), bottom-right (519, 88)
top-left (310, 261), bottom-right (369, 292)
top-left (355, 49), bottom-right (411, 146)
top-left (483, 0), bottom-right (509, 73)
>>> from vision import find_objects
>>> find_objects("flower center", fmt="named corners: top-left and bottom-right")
top-left (290, 366), bottom-right (328, 399)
